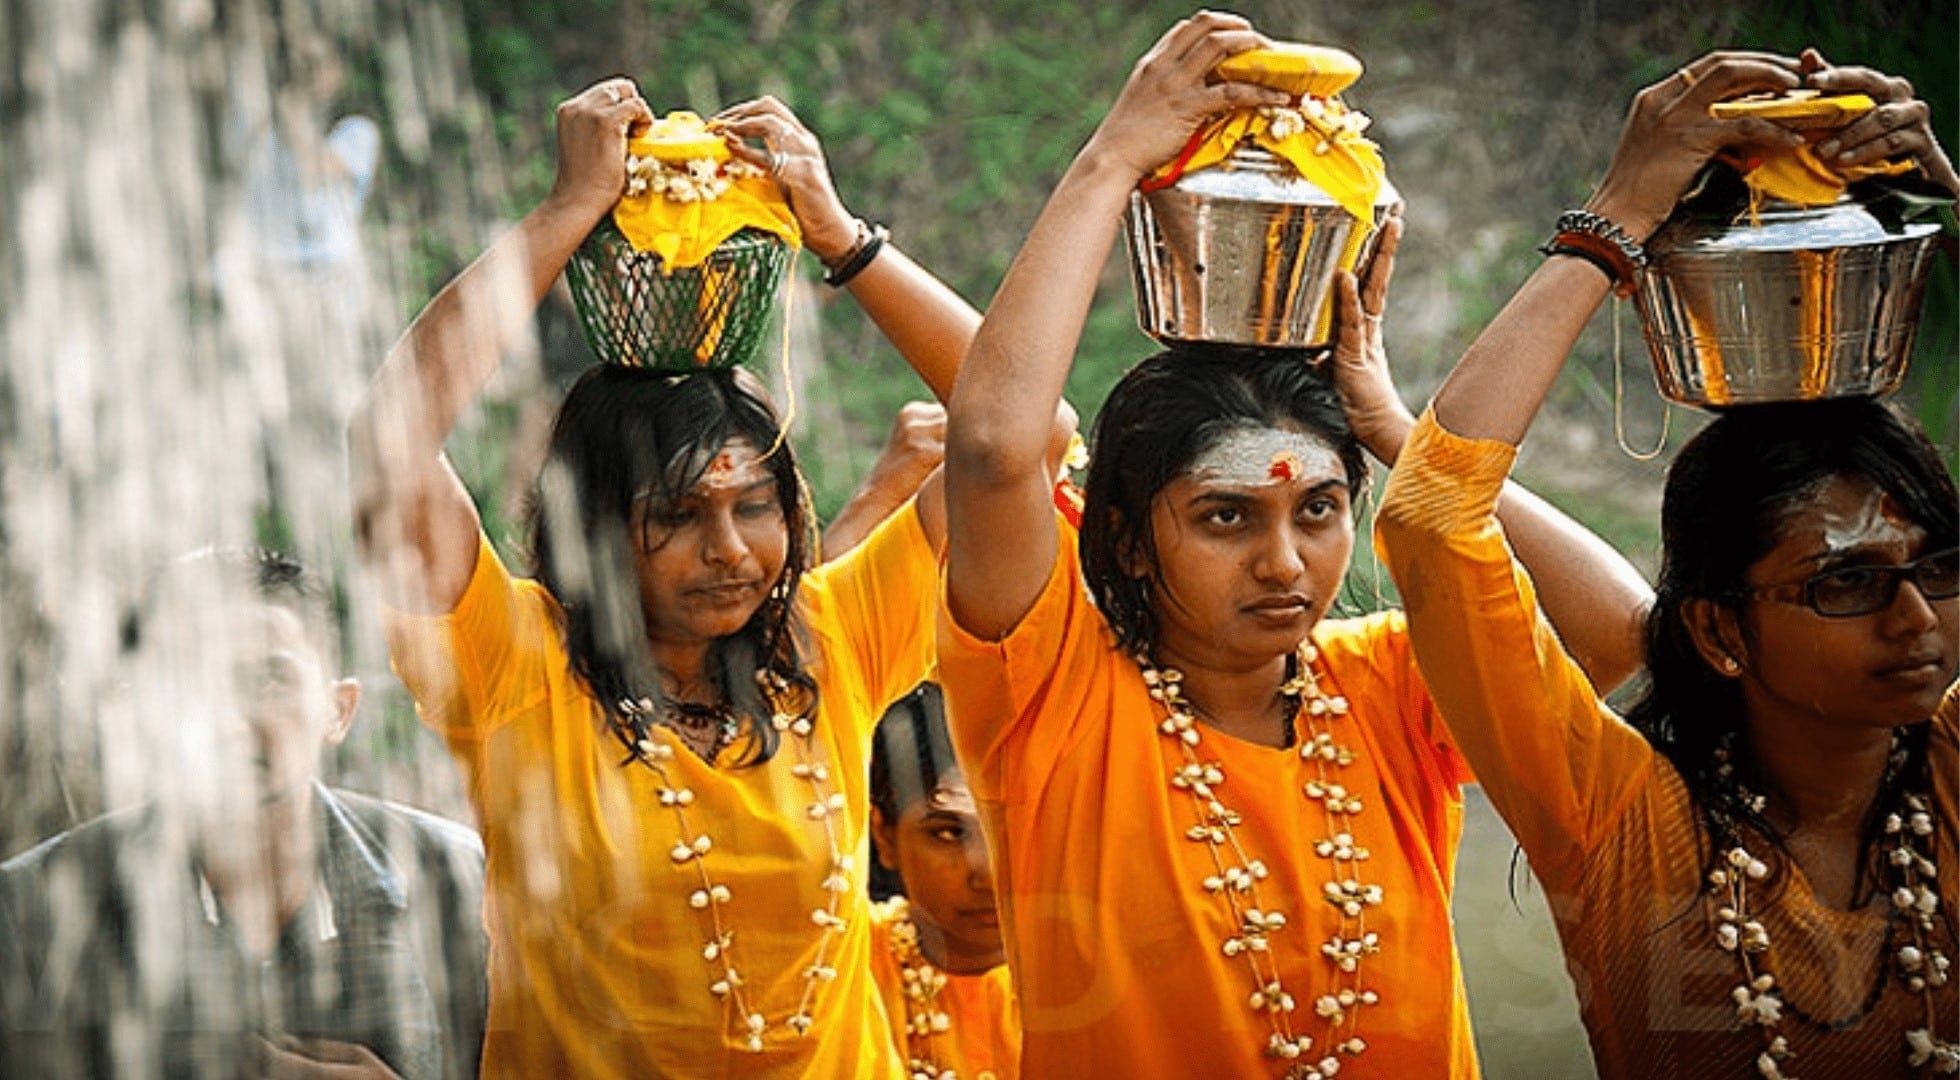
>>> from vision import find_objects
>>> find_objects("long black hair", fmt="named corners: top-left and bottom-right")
top-left (1081, 344), bottom-right (1368, 656)
top-left (870, 683), bottom-right (958, 825)
top-left (1626, 396), bottom-right (1957, 903)
top-left (529, 364), bottom-right (819, 766)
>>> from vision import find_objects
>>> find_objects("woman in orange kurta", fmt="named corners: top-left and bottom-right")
top-left (937, 13), bottom-right (1653, 1077)
top-left (1376, 50), bottom-right (1958, 1079)
top-left (351, 82), bottom-right (986, 1077)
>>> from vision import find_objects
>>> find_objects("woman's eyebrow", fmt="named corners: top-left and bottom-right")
top-left (695, 472), bottom-right (775, 494)
top-left (1187, 490), bottom-right (1254, 507)
top-left (1798, 533), bottom-right (1927, 569)
top-left (1186, 477), bottom-right (1349, 501)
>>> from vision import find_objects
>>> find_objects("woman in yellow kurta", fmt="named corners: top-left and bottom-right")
top-left (937, 13), bottom-right (1654, 1078)
top-left (1376, 51), bottom-right (1958, 1079)
top-left (351, 82), bottom-right (985, 1077)
top-left (866, 684), bottom-right (1020, 1080)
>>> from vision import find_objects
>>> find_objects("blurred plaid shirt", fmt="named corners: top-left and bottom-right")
top-left (0, 784), bottom-right (487, 1079)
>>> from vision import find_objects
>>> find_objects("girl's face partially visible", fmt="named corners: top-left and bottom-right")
top-left (874, 776), bottom-right (1003, 975)
top-left (1144, 425), bottom-right (1355, 672)
top-left (630, 438), bottom-right (790, 650)
top-left (1733, 473), bottom-right (1958, 732)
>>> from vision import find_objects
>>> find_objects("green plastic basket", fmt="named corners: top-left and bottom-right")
top-left (566, 221), bottom-right (791, 371)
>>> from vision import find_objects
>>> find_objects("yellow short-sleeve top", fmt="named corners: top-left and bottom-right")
top-left (384, 501), bottom-right (937, 1079)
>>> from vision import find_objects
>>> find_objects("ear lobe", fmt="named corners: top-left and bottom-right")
top-left (1112, 507), bottom-right (1165, 587)
top-left (870, 805), bottom-right (899, 873)
top-left (326, 678), bottom-right (362, 745)
top-left (1680, 598), bottom-right (1747, 677)
top-left (1108, 509), bottom-right (1144, 580)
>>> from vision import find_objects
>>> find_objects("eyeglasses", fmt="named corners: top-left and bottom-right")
top-left (1739, 546), bottom-right (1960, 618)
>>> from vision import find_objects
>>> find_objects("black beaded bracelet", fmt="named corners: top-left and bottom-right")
top-left (1539, 241), bottom-right (1627, 290)
top-left (823, 222), bottom-right (889, 288)
top-left (1552, 209), bottom-right (1648, 268)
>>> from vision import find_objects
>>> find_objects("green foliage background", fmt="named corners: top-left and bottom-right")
top-left (352, 0), bottom-right (1954, 587)
top-left (0, 7), bottom-right (1949, 1069)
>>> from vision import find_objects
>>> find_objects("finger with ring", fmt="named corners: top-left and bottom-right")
top-left (1676, 66), bottom-right (1697, 89)
top-left (1362, 310), bottom-right (1385, 324)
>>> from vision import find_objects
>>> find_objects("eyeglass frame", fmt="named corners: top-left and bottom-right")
top-left (1731, 545), bottom-right (1960, 618)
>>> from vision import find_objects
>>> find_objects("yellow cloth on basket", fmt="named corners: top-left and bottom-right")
top-left (1147, 44), bottom-right (1387, 230)
top-left (1709, 92), bottom-right (1917, 207)
top-left (610, 111), bottom-right (802, 273)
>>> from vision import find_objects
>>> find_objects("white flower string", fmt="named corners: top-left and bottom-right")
top-left (1256, 97), bottom-right (1372, 156)
top-left (1705, 735), bottom-right (1956, 1077)
top-left (618, 669), bottom-right (853, 1053)
top-left (625, 153), bottom-right (765, 203)
top-left (1140, 641), bottom-right (1379, 1079)
top-left (884, 898), bottom-right (959, 1080)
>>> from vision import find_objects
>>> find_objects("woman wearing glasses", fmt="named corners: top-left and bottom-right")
top-left (1375, 49), bottom-right (1957, 1079)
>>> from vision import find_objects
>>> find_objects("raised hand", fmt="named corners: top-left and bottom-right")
top-left (548, 77), bottom-right (655, 222)
top-left (712, 97), bottom-right (859, 262)
top-left (1802, 48), bottom-right (1959, 195)
top-left (1081, 10), bottom-right (1289, 181)
top-left (822, 402), bottom-right (947, 559)
top-left (1328, 210), bottom-right (1413, 465)
top-left (1586, 51), bottom-right (1805, 240)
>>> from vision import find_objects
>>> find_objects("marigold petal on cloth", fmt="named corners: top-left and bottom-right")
top-left (611, 111), bottom-right (801, 273)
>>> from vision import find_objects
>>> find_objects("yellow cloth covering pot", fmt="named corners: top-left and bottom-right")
top-left (1125, 44), bottom-right (1397, 348)
top-left (1145, 44), bottom-right (1387, 227)
top-left (1710, 91), bottom-right (1916, 208)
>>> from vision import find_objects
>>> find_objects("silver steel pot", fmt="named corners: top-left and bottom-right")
top-left (1125, 144), bottom-right (1398, 349)
top-left (1634, 196), bottom-right (1941, 408)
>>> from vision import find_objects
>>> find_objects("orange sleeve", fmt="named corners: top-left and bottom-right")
top-left (1375, 409), bottom-right (1654, 868)
top-left (1361, 608), bottom-right (1477, 791)
top-left (936, 515), bottom-right (1105, 806)
top-left (797, 497), bottom-right (939, 745)
top-left (381, 532), bottom-right (554, 745)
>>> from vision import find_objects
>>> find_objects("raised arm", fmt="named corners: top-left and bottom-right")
top-left (1418, 51), bottom-right (1954, 685)
top-left (1430, 52), bottom-right (1812, 445)
top-left (716, 97), bottom-right (1030, 553)
top-left (944, 13), bottom-right (1287, 640)
top-left (1330, 216), bottom-right (1653, 692)
top-left (822, 402), bottom-right (945, 560)
top-left (350, 80), bottom-right (651, 614)
top-left (713, 97), bottom-right (980, 404)
top-left (1432, 48), bottom-right (1955, 444)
